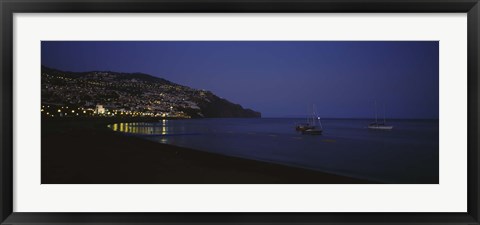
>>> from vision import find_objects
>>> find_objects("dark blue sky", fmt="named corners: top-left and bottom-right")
top-left (41, 41), bottom-right (439, 119)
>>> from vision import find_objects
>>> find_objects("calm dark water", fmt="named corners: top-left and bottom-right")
top-left (108, 118), bottom-right (439, 184)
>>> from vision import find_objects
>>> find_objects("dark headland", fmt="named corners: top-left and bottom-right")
top-left (41, 118), bottom-right (376, 184)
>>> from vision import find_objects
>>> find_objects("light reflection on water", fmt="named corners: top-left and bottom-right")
top-left (109, 120), bottom-right (169, 135)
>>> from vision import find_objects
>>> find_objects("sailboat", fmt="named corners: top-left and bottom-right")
top-left (368, 101), bottom-right (393, 130)
top-left (296, 105), bottom-right (314, 131)
top-left (296, 105), bottom-right (323, 135)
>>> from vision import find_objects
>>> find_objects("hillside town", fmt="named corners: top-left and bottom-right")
top-left (41, 67), bottom-right (261, 118)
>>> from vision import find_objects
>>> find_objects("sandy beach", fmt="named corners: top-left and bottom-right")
top-left (41, 119), bottom-right (375, 184)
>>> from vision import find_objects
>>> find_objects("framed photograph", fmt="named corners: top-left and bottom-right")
top-left (1, 0), bottom-right (479, 224)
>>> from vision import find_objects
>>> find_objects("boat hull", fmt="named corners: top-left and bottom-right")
top-left (301, 129), bottom-right (323, 135)
top-left (296, 125), bottom-right (315, 132)
top-left (368, 125), bottom-right (393, 130)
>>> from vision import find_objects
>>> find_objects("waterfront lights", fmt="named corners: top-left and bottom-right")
top-left (57, 109), bottom-right (61, 112)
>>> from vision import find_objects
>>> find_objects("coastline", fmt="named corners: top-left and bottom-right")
top-left (41, 119), bottom-right (377, 184)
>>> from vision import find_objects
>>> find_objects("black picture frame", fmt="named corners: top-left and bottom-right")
top-left (1, 0), bottom-right (479, 224)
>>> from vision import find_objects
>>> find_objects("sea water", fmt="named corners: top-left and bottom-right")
top-left (108, 118), bottom-right (439, 184)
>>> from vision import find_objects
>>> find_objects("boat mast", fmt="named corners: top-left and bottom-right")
top-left (306, 105), bottom-right (310, 124)
top-left (374, 100), bottom-right (378, 123)
top-left (312, 104), bottom-right (316, 126)
top-left (383, 103), bottom-right (386, 124)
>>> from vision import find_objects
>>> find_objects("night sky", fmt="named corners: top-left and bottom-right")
top-left (41, 41), bottom-right (439, 119)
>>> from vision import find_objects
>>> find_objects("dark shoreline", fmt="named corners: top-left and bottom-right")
top-left (41, 119), bottom-right (377, 184)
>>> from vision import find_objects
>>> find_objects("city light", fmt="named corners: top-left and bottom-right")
top-left (42, 104), bottom-right (190, 119)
